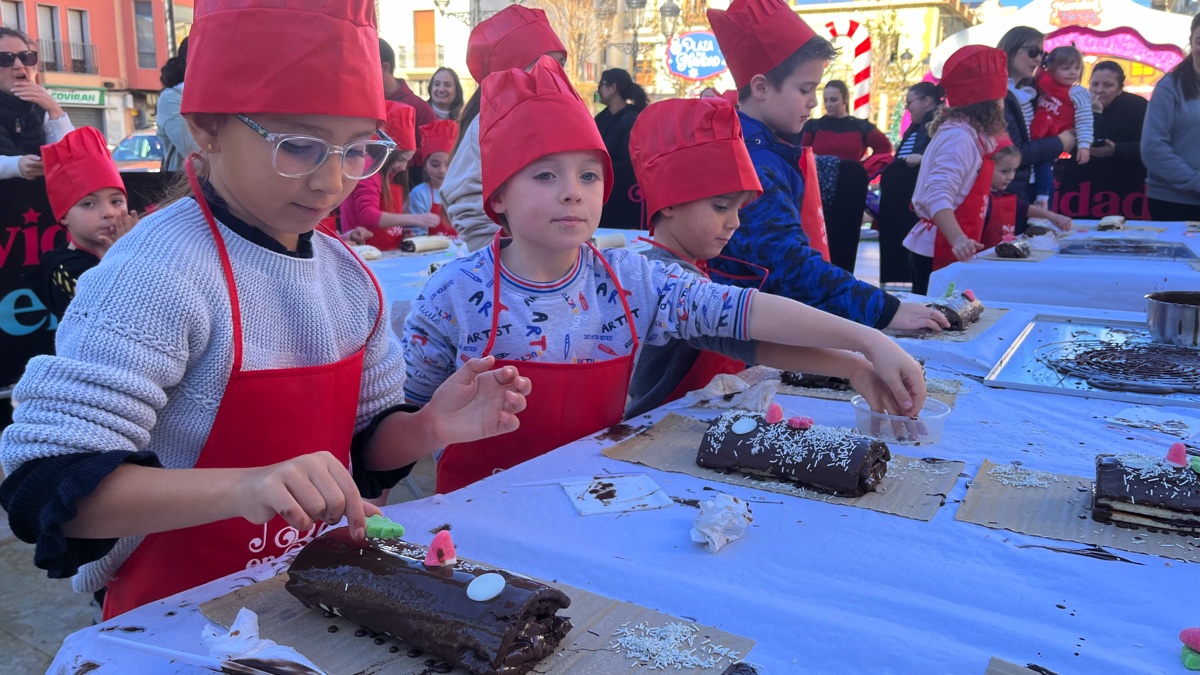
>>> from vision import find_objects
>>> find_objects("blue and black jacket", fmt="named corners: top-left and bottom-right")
top-left (709, 112), bottom-right (900, 328)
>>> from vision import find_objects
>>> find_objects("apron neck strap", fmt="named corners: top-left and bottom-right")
top-left (187, 155), bottom-right (246, 374)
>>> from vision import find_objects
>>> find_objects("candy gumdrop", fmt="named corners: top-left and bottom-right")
top-left (1181, 627), bottom-right (1200, 652)
top-left (1183, 645), bottom-right (1200, 671)
top-left (425, 529), bottom-right (457, 567)
top-left (963, 289), bottom-right (977, 302)
top-left (788, 416), bottom-right (813, 430)
top-left (765, 403), bottom-right (784, 425)
top-left (1191, 457), bottom-right (1200, 476)
top-left (1166, 442), bottom-right (1189, 468)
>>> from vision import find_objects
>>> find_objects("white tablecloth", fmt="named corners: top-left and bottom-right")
top-left (930, 221), bottom-right (1200, 312)
top-left (49, 299), bottom-right (1192, 674)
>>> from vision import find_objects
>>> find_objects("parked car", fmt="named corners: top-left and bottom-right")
top-left (112, 127), bottom-right (163, 172)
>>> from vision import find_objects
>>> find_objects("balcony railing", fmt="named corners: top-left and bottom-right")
top-left (413, 44), bottom-right (444, 70)
top-left (36, 39), bottom-right (98, 74)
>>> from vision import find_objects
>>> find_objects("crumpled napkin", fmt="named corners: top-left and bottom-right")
top-left (690, 493), bottom-right (754, 553)
top-left (1024, 232), bottom-right (1060, 252)
top-left (201, 608), bottom-right (325, 673)
top-left (681, 375), bottom-right (780, 412)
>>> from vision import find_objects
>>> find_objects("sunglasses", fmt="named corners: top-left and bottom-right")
top-left (0, 50), bottom-right (38, 68)
top-left (1024, 47), bottom-right (1044, 59)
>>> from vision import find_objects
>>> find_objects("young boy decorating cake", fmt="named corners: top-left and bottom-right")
top-left (402, 57), bottom-right (927, 493)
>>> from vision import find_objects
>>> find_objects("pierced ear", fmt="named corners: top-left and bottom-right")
top-left (186, 113), bottom-right (224, 153)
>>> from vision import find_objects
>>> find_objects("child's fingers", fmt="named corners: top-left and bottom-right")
top-left (271, 488), bottom-right (315, 532)
top-left (504, 389), bottom-right (527, 414)
top-left (282, 472), bottom-right (328, 529)
top-left (326, 463), bottom-right (368, 540)
top-left (461, 355), bottom-right (496, 375)
top-left (308, 465), bottom-right (349, 524)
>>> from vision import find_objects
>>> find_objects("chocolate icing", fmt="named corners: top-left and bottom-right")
top-left (779, 372), bottom-right (853, 390)
top-left (285, 528), bottom-right (572, 675)
top-left (696, 411), bottom-right (890, 497)
top-left (1024, 223), bottom-right (1054, 237)
top-left (995, 239), bottom-right (1031, 259)
top-left (1091, 454), bottom-right (1200, 534)
top-left (926, 293), bottom-right (984, 331)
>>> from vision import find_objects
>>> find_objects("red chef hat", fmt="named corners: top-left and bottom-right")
top-left (479, 56), bottom-right (612, 225)
top-left (720, 90), bottom-right (740, 107)
top-left (384, 102), bottom-right (417, 151)
top-left (42, 127), bottom-right (126, 222)
top-left (708, 0), bottom-right (818, 90)
top-left (419, 119), bottom-right (459, 159)
top-left (181, 0), bottom-right (385, 122)
top-left (940, 45), bottom-right (1008, 108)
top-left (466, 5), bottom-right (566, 83)
top-left (630, 98), bottom-right (762, 224)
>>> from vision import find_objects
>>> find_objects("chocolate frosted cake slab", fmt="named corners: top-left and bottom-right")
top-left (696, 410), bottom-right (890, 497)
top-left (1091, 454), bottom-right (1200, 535)
top-left (926, 293), bottom-right (984, 331)
top-left (286, 528), bottom-right (572, 675)
top-left (995, 240), bottom-right (1032, 259)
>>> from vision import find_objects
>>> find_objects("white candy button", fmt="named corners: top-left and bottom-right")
top-left (730, 417), bottom-right (757, 435)
top-left (467, 573), bottom-right (506, 602)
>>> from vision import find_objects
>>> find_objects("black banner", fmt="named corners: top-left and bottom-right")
top-left (1053, 158), bottom-right (1149, 221)
top-left (0, 172), bottom-right (174, 389)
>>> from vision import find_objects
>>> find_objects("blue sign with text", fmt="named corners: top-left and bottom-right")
top-left (665, 31), bottom-right (728, 81)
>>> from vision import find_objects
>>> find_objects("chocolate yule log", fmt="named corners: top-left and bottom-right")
top-left (994, 239), bottom-right (1032, 258)
top-left (285, 528), bottom-right (573, 675)
top-left (696, 411), bottom-right (890, 497)
top-left (779, 371), bottom-right (853, 391)
top-left (926, 292), bottom-right (985, 330)
top-left (1091, 454), bottom-right (1200, 535)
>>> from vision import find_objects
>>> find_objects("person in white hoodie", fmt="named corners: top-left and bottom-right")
top-left (441, 5), bottom-right (566, 251)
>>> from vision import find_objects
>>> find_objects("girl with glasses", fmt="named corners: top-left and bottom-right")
top-left (0, 0), bottom-right (530, 621)
top-left (0, 27), bottom-right (74, 181)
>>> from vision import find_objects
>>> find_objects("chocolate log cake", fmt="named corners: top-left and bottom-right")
top-left (696, 410), bottom-right (890, 497)
top-left (994, 239), bottom-right (1032, 258)
top-left (779, 372), bottom-right (853, 391)
top-left (1091, 454), bottom-right (1200, 535)
top-left (285, 528), bottom-right (573, 675)
top-left (926, 292), bottom-right (985, 331)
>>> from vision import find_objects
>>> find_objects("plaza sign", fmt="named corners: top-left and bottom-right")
top-left (665, 31), bottom-right (727, 81)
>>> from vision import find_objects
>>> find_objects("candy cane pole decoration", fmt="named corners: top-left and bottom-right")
top-left (824, 19), bottom-right (872, 120)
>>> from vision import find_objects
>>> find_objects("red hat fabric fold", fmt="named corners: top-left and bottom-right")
top-left (479, 56), bottom-right (612, 224)
top-left (630, 98), bottom-right (761, 220)
top-left (708, 0), bottom-right (818, 90)
top-left (419, 120), bottom-right (459, 159)
top-left (182, 0), bottom-right (385, 122)
top-left (940, 45), bottom-right (1009, 107)
top-left (466, 6), bottom-right (566, 83)
top-left (384, 102), bottom-right (417, 151)
top-left (42, 127), bottom-right (125, 221)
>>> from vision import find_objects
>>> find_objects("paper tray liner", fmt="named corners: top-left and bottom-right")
top-left (201, 569), bottom-right (755, 675)
top-left (603, 413), bottom-right (963, 521)
top-left (955, 460), bottom-right (1200, 563)
top-left (887, 307), bottom-right (1010, 342)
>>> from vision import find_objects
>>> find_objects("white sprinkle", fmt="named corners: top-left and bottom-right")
top-left (988, 464), bottom-right (1061, 488)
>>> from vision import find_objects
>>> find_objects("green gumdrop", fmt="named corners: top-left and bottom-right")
top-left (1184, 645), bottom-right (1200, 671)
top-left (365, 514), bottom-right (406, 539)
top-left (1190, 456), bottom-right (1200, 476)
top-left (944, 282), bottom-right (956, 298)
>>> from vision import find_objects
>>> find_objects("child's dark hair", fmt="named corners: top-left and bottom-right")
top-left (737, 35), bottom-right (839, 101)
top-left (1091, 60), bottom-right (1126, 87)
top-left (1045, 45), bottom-right (1083, 73)
top-left (379, 38), bottom-right (398, 75)
top-left (928, 100), bottom-right (1007, 137)
top-left (160, 36), bottom-right (189, 88)
top-left (1168, 13), bottom-right (1200, 102)
top-left (601, 68), bottom-right (649, 109)
top-left (993, 143), bottom-right (1021, 161)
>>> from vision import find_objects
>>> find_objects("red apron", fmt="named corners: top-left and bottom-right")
top-left (435, 235), bottom-right (640, 494)
top-left (102, 159), bottom-right (385, 619)
top-left (982, 192), bottom-right (1018, 248)
top-left (635, 236), bottom-right (766, 403)
top-left (368, 182), bottom-right (408, 250)
top-left (797, 147), bottom-right (831, 262)
top-left (316, 215), bottom-right (339, 238)
top-left (428, 201), bottom-right (458, 238)
top-left (931, 136), bottom-right (995, 271)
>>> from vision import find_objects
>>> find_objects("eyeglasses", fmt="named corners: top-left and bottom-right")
top-left (1024, 47), bottom-right (1044, 59)
top-left (0, 51), bottom-right (38, 68)
top-left (235, 114), bottom-right (395, 180)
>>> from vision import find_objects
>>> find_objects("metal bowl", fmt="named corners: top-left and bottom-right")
top-left (1146, 291), bottom-right (1200, 347)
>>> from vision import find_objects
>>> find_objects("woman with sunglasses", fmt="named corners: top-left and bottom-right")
top-left (0, 27), bottom-right (74, 180)
top-left (996, 26), bottom-right (1075, 209)
top-left (0, 0), bottom-right (530, 621)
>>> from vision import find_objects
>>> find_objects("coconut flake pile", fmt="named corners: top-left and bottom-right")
top-left (988, 464), bottom-right (1062, 488)
top-left (610, 622), bottom-right (740, 670)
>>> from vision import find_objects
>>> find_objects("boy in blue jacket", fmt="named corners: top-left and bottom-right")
top-left (708, 0), bottom-right (947, 332)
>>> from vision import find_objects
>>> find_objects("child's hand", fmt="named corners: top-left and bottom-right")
top-left (851, 347), bottom-right (927, 416)
top-left (343, 227), bottom-right (373, 244)
top-left (887, 303), bottom-right (950, 332)
top-left (904, 154), bottom-right (922, 167)
top-left (424, 356), bottom-right (531, 446)
top-left (235, 451), bottom-right (381, 540)
top-left (95, 211), bottom-right (138, 256)
top-left (1077, 147), bottom-right (1090, 165)
top-left (951, 236), bottom-right (984, 262)
top-left (413, 213), bottom-right (441, 230)
top-left (1049, 213), bottom-right (1071, 230)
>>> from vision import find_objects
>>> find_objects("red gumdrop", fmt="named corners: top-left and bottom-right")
top-left (788, 416), bottom-right (813, 430)
top-left (765, 403), bottom-right (784, 424)
top-left (1182, 627), bottom-right (1200, 651)
top-left (963, 289), bottom-right (977, 302)
top-left (425, 529), bottom-right (458, 567)
top-left (1167, 442), bottom-right (1189, 468)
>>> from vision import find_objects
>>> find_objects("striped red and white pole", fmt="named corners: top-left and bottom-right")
top-left (824, 19), bottom-right (872, 120)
